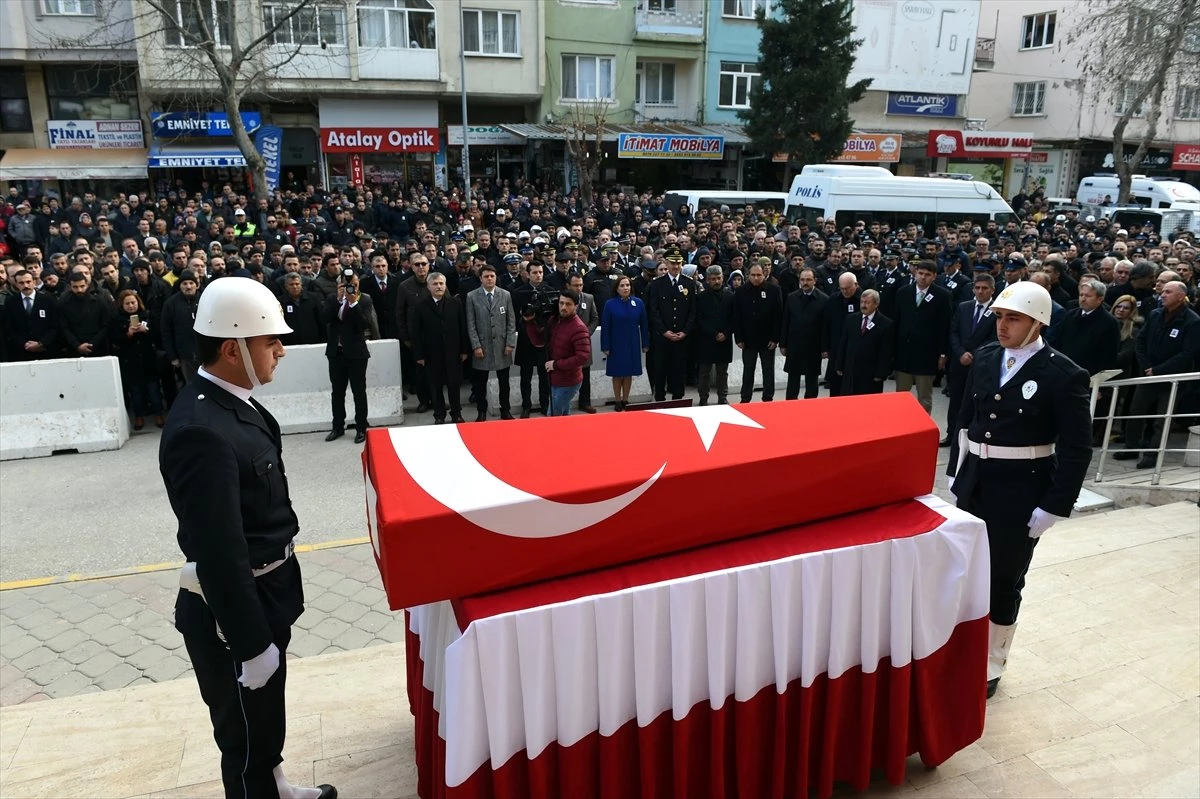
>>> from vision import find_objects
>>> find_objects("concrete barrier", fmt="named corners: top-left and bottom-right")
top-left (0, 356), bottom-right (131, 460)
top-left (256, 339), bottom-right (404, 434)
top-left (481, 328), bottom-right (786, 413)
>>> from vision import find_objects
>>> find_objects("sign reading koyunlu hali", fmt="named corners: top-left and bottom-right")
top-left (617, 133), bottom-right (725, 160)
top-left (926, 130), bottom-right (1034, 159)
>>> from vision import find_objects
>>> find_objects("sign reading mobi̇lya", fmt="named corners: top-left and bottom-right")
top-left (617, 134), bottom-right (724, 160)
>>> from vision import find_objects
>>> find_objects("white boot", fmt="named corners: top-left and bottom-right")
top-left (987, 622), bottom-right (1017, 696)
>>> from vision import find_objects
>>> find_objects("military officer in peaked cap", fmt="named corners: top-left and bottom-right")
top-left (160, 277), bottom-right (336, 799)
top-left (647, 245), bottom-right (696, 401)
top-left (947, 280), bottom-right (1092, 700)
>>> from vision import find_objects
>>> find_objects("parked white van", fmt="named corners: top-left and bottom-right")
top-left (663, 190), bottom-right (788, 217)
top-left (1075, 174), bottom-right (1200, 209)
top-left (784, 164), bottom-right (1014, 229)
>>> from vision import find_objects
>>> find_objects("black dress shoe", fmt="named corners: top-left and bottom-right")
top-left (1136, 455), bottom-right (1157, 469)
top-left (476, 410), bottom-right (487, 422)
top-left (939, 436), bottom-right (952, 448)
top-left (354, 430), bottom-right (366, 444)
top-left (451, 415), bottom-right (466, 424)
top-left (1112, 450), bottom-right (1138, 461)
top-left (433, 418), bottom-right (446, 425)
top-left (415, 403), bottom-right (432, 413)
top-left (500, 410), bottom-right (514, 420)
top-left (520, 408), bottom-right (531, 419)
top-left (325, 430), bottom-right (344, 442)
top-left (986, 678), bottom-right (1000, 699)
top-left (317, 785), bottom-right (338, 799)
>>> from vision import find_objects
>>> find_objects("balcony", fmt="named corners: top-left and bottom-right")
top-left (635, 1), bottom-right (705, 41)
top-left (974, 38), bottom-right (995, 72)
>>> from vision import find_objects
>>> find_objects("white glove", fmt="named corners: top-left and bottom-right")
top-left (1027, 507), bottom-right (1066, 539)
top-left (238, 643), bottom-right (280, 690)
top-left (947, 476), bottom-right (955, 492)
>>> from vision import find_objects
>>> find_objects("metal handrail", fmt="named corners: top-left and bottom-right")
top-left (1092, 370), bottom-right (1200, 486)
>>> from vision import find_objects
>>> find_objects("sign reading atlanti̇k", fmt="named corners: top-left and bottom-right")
top-left (926, 130), bottom-right (1034, 159)
top-left (321, 127), bottom-right (440, 153)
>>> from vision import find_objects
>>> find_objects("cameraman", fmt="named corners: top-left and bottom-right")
top-left (544, 288), bottom-right (592, 416)
top-left (513, 262), bottom-right (557, 418)
top-left (322, 268), bottom-right (375, 444)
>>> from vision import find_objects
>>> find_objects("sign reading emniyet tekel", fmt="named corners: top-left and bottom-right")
top-left (321, 127), bottom-right (440, 153)
top-left (927, 130), bottom-right (1034, 159)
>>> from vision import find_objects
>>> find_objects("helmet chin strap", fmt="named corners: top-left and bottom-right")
top-left (1019, 322), bottom-right (1042, 349)
top-left (236, 338), bottom-right (262, 390)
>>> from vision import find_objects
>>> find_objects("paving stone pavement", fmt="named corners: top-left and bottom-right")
top-left (0, 542), bottom-right (404, 706)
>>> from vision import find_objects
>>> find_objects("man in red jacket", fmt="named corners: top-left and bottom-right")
top-left (544, 288), bottom-right (592, 416)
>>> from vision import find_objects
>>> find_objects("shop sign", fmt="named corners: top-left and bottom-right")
top-left (256, 126), bottom-right (283, 194)
top-left (48, 120), bottom-right (144, 149)
top-left (927, 130), bottom-right (1033, 159)
top-left (886, 93), bottom-right (959, 117)
top-left (150, 111), bottom-right (262, 138)
top-left (148, 152), bottom-right (247, 168)
top-left (833, 133), bottom-right (902, 163)
top-left (322, 127), bottom-right (440, 153)
top-left (350, 154), bottom-right (364, 185)
top-left (1172, 143), bottom-right (1200, 171)
top-left (447, 125), bottom-right (525, 146)
top-left (617, 133), bottom-right (724, 160)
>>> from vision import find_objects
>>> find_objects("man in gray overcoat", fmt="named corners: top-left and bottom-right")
top-left (465, 263), bottom-right (518, 421)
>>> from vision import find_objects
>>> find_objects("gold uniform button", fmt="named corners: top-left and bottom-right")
top-left (989, 413), bottom-right (997, 419)
top-left (984, 432), bottom-right (992, 439)
top-left (994, 394), bottom-right (1002, 400)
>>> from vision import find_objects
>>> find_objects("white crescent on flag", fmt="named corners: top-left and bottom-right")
top-left (389, 426), bottom-right (665, 539)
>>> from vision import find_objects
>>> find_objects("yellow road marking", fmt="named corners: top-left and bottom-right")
top-left (0, 537), bottom-right (371, 591)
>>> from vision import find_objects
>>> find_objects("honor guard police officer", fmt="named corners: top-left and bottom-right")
top-left (947, 281), bottom-right (1092, 700)
top-left (159, 277), bottom-right (336, 799)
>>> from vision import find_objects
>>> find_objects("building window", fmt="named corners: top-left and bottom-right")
top-left (1019, 12), bottom-right (1055, 49)
top-left (0, 67), bottom-right (33, 133)
top-left (263, 3), bottom-right (346, 46)
top-left (1011, 81), bottom-right (1045, 116)
top-left (719, 61), bottom-right (759, 108)
top-left (636, 62), bottom-right (676, 106)
top-left (1127, 11), bottom-right (1156, 45)
top-left (561, 55), bottom-right (614, 101)
top-left (44, 64), bottom-right (140, 120)
top-left (358, 0), bottom-right (436, 49)
top-left (1118, 81), bottom-right (1149, 116)
top-left (723, 0), bottom-right (767, 18)
top-left (163, 0), bottom-right (231, 47)
top-left (1176, 85), bottom-right (1200, 119)
top-left (462, 9), bottom-right (519, 56)
top-left (646, 0), bottom-right (677, 11)
top-left (42, 0), bottom-right (96, 14)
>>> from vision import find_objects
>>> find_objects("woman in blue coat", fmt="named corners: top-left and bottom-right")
top-left (601, 275), bottom-right (649, 410)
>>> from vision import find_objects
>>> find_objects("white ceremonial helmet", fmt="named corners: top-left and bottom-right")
top-left (991, 280), bottom-right (1053, 327)
top-left (194, 276), bottom-right (292, 387)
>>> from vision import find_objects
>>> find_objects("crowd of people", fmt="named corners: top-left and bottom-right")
top-left (1, 179), bottom-right (1197, 446)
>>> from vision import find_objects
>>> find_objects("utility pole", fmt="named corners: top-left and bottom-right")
top-left (458, 0), bottom-right (471, 196)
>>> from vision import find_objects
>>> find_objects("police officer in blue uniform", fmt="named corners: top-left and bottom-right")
top-left (160, 277), bottom-right (336, 799)
top-left (947, 281), bottom-right (1092, 699)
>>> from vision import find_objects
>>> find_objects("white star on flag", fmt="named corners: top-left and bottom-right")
top-left (647, 405), bottom-right (764, 451)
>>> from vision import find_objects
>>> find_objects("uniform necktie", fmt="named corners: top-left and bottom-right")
top-left (972, 304), bottom-right (983, 330)
top-left (860, 315), bottom-right (868, 334)
top-left (24, 296), bottom-right (33, 314)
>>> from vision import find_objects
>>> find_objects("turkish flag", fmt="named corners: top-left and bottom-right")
top-left (364, 394), bottom-right (938, 609)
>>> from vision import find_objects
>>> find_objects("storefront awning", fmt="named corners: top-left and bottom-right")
top-left (0, 148), bottom-right (149, 181)
top-left (499, 123), bottom-right (751, 145)
top-left (147, 142), bottom-right (247, 169)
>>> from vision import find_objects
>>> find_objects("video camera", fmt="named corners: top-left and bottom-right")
top-left (522, 287), bottom-right (558, 319)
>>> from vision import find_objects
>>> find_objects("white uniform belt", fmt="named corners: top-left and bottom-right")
top-left (179, 541), bottom-right (295, 599)
top-left (967, 440), bottom-right (1055, 460)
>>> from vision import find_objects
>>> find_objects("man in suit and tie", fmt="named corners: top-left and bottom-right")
top-left (946, 273), bottom-right (999, 446)
top-left (409, 272), bottom-right (469, 424)
top-left (359, 252), bottom-right (400, 341)
top-left (835, 288), bottom-right (893, 395)
top-left (892, 261), bottom-right (952, 414)
top-left (821, 272), bottom-right (862, 396)
top-left (3, 270), bottom-right (59, 360)
top-left (322, 270), bottom-right (374, 443)
top-left (567, 273), bottom-right (600, 412)
top-left (780, 268), bottom-right (827, 400)
top-left (465, 264), bottom-right (517, 422)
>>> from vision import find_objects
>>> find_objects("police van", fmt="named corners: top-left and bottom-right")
top-left (663, 190), bottom-right (788, 217)
top-left (784, 164), bottom-right (1015, 229)
top-left (1075, 174), bottom-right (1200, 208)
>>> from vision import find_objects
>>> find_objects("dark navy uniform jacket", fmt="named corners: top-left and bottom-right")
top-left (948, 342), bottom-right (1093, 521)
top-left (160, 376), bottom-right (304, 662)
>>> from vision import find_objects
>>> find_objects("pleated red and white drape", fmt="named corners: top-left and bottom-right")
top-left (407, 494), bottom-right (990, 799)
